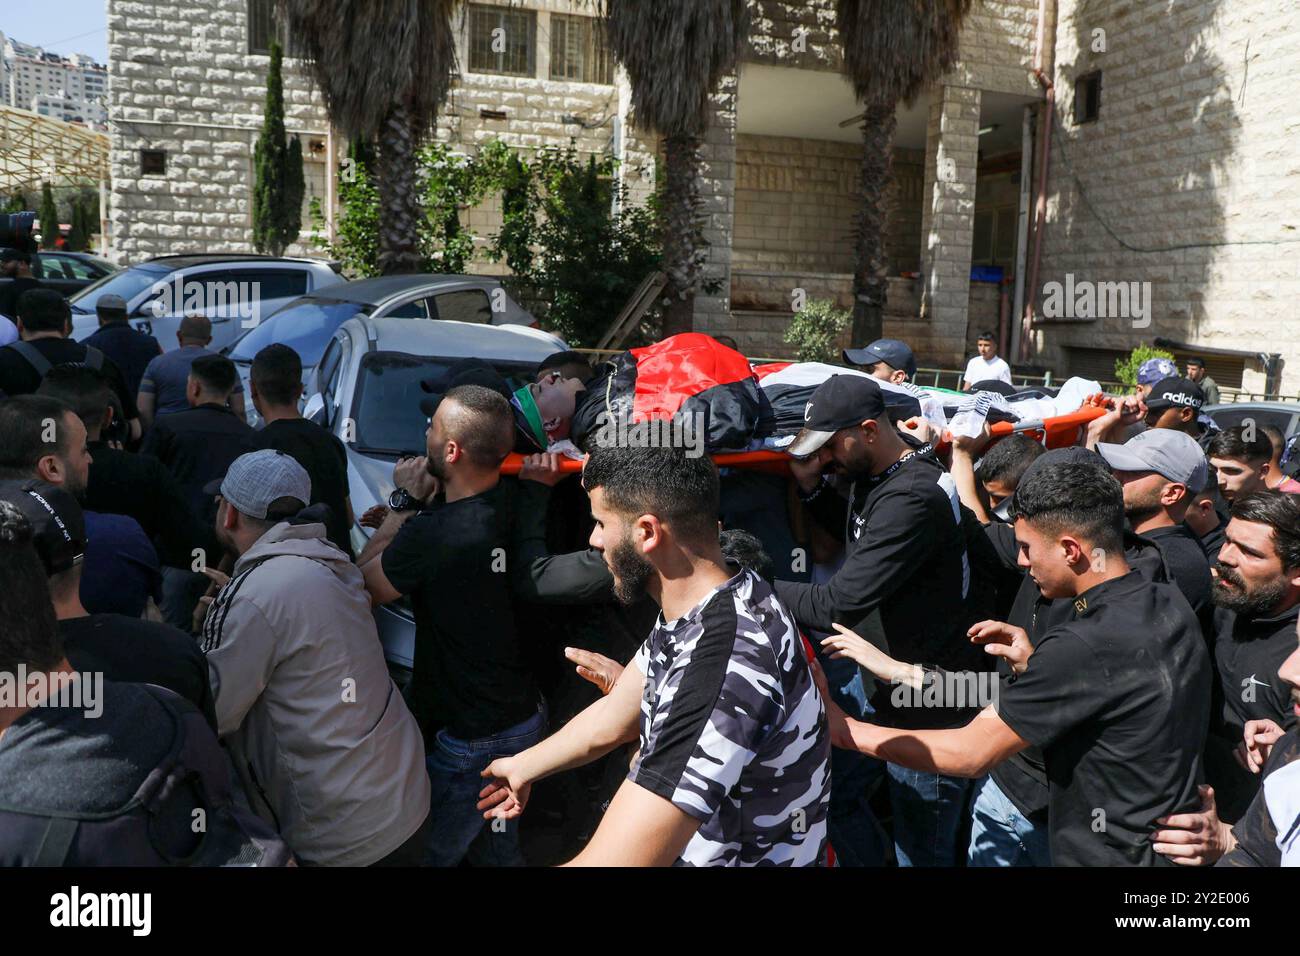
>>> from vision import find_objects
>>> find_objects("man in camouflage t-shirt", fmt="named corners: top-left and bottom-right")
top-left (628, 566), bottom-right (829, 864)
top-left (478, 444), bottom-right (829, 866)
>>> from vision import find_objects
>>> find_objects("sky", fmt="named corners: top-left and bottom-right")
top-left (1, 1), bottom-right (109, 63)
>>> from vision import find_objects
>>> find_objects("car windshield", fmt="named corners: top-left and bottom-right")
top-left (1207, 407), bottom-right (1295, 437)
top-left (351, 352), bottom-right (536, 457)
top-left (229, 298), bottom-right (371, 364)
top-left (68, 266), bottom-right (170, 313)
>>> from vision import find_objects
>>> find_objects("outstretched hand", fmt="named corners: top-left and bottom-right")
top-left (478, 756), bottom-right (532, 821)
top-left (565, 646), bottom-right (623, 696)
top-left (821, 623), bottom-right (905, 685)
top-left (969, 620), bottom-right (1033, 674)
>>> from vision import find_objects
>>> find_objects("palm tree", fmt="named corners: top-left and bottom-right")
top-left (837, 0), bottom-right (973, 346)
top-left (277, 0), bottom-right (458, 274)
top-left (603, 0), bottom-right (749, 336)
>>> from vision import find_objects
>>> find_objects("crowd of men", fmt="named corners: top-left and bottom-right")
top-left (0, 279), bottom-right (1298, 868)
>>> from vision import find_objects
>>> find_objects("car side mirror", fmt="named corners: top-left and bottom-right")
top-left (303, 392), bottom-right (327, 426)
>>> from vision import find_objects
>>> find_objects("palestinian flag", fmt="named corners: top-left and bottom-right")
top-left (571, 333), bottom-right (772, 452)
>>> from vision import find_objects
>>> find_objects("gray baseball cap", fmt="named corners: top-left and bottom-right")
top-left (1096, 428), bottom-right (1208, 490)
top-left (203, 449), bottom-right (311, 519)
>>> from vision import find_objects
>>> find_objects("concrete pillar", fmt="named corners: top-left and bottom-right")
top-left (918, 83), bottom-right (980, 366)
top-left (693, 71), bottom-right (738, 333)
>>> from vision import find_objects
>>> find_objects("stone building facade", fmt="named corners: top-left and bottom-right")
top-left (106, 0), bottom-right (1300, 392)
top-left (1031, 0), bottom-right (1300, 395)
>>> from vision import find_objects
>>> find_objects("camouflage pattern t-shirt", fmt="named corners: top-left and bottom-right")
top-left (629, 568), bottom-right (830, 866)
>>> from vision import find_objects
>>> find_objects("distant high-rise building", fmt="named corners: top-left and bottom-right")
top-left (1, 33), bottom-right (108, 129)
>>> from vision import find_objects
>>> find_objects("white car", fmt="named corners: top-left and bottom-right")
top-left (305, 314), bottom-right (567, 678)
top-left (70, 254), bottom-right (345, 354)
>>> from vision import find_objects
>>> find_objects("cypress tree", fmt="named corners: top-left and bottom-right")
top-left (252, 41), bottom-right (305, 256)
top-left (39, 182), bottom-right (60, 250)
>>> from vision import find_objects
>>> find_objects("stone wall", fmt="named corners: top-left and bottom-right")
top-left (1034, 0), bottom-right (1300, 395)
top-left (733, 136), bottom-right (923, 277)
top-left (107, 0), bottom-right (651, 266)
top-left (107, 0), bottom-right (332, 262)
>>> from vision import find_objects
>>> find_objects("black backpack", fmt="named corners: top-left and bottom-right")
top-left (0, 684), bottom-right (294, 867)
top-left (5, 339), bottom-right (105, 378)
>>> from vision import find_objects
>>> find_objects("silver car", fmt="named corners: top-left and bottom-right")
top-left (70, 254), bottom-right (345, 353)
top-left (304, 314), bottom-right (567, 679)
top-left (227, 273), bottom-right (539, 425)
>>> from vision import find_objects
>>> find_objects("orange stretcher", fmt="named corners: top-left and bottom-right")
top-left (499, 402), bottom-right (1111, 476)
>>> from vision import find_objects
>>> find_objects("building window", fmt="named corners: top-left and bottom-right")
top-left (141, 149), bottom-right (167, 176)
top-left (467, 4), bottom-right (536, 77)
top-left (1074, 71), bottom-right (1102, 124)
top-left (549, 13), bottom-right (613, 85)
top-left (249, 0), bottom-right (290, 55)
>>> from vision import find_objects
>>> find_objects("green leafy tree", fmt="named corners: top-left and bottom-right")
top-left (252, 42), bottom-right (305, 257)
top-left (4, 190), bottom-right (29, 213)
top-left (38, 182), bottom-right (60, 249)
top-left (783, 299), bottom-right (852, 364)
top-left (66, 199), bottom-right (88, 252)
top-left (525, 146), bottom-right (662, 347)
top-left (1114, 344), bottom-right (1176, 388)
top-left (309, 139), bottom-right (381, 277)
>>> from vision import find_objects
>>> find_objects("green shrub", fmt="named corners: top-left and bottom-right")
top-left (783, 298), bottom-right (852, 364)
top-left (1114, 344), bottom-right (1176, 388)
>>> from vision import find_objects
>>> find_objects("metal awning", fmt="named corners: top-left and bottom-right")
top-left (1153, 336), bottom-right (1285, 396)
top-left (0, 105), bottom-right (110, 192)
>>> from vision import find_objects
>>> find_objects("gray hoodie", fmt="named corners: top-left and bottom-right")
top-left (201, 521), bottom-right (429, 866)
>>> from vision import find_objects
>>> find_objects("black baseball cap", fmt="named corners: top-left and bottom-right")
top-left (842, 339), bottom-right (917, 379)
top-left (418, 359), bottom-right (512, 417)
top-left (0, 247), bottom-right (31, 264)
top-left (0, 480), bottom-right (86, 576)
top-left (787, 375), bottom-right (887, 458)
top-left (1144, 376), bottom-right (1205, 413)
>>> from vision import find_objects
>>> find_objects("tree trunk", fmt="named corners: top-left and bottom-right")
top-left (850, 103), bottom-right (897, 347)
top-left (375, 103), bottom-right (424, 275)
top-left (660, 133), bottom-right (704, 337)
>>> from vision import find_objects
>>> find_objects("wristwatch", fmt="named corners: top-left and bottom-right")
top-left (388, 487), bottom-right (425, 513)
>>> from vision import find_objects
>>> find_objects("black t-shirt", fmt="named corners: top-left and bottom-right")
top-left (253, 418), bottom-right (353, 560)
top-left (0, 276), bottom-right (43, 321)
top-left (990, 532), bottom-right (1174, 819)
top-left (59, 614), bottom-right (217, 731)
top-left (995, 570), bottom-right (1212, 866)
top-left (143, 403), bottom-right (255, 519)
top-left (776, 447), bottom-right (990, 729)
top-left (0, 336), bottom-right (138, 418)
top-left (83, 322), bottom-right (162, 398)
top-left (1212, 602), bottom-right (1300, 738)
top-left (1140, 523), bottom-right (1212, 615)
top-left (381, 482), bottom-right (538, 743)
top-left (84, 440), bottom-right (218, 569)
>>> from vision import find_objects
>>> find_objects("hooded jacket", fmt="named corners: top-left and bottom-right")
top-left (201, 521), bottom-right (430, 866)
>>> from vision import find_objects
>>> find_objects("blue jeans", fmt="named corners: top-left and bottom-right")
top-left (424, 706), bottom-right (546, 867)
top-left (967, 775), bottom-right (1051, 867)
top-left (886, 762), bottom-right (974, 867)
top-left (821, 654), bottom-right (889, 867)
